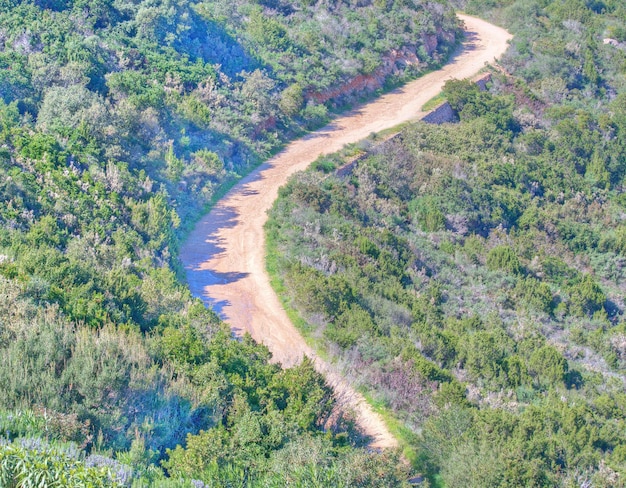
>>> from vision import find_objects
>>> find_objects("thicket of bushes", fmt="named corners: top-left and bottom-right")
top-left (267, 0), bottom-right (626, 484)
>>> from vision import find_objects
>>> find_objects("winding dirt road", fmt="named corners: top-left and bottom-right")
top-left (180, 15), bottom-right (512, 449)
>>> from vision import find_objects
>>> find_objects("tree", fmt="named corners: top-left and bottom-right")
top-left (279, 83), bottom-right (304, 117)
top-left (37, 85), bottom-right (107, 136)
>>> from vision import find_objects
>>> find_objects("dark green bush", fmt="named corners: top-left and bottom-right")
top-left (486, 245), bottom-right (522, 274)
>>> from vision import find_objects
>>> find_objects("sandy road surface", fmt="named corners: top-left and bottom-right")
top-left (180, 15), bottom-right (512, 449)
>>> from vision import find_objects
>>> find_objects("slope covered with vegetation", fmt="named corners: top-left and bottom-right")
top-left (0, 0), bottom-right (460, 485)
top-left (0, 0), bottom-right (459, 224)
top-left (267, 0), bottom-right (626, 485)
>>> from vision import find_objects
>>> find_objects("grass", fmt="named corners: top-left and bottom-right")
top-left (421, 92), bottom-right (447, 111)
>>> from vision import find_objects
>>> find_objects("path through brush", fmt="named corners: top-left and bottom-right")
top-left (180, 15), bottom-right (512, 449)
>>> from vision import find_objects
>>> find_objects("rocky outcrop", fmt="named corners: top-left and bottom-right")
top-left (307, 71), bottom-right (386, 105)
top-left (603, 38), bottom-right (626, 50)
top-left (421, 101), bottom-right (456, 124)
top-left (472, 72), bottom-right (492, 91)
top-left (424, 25), bottom-right (457, 56)
top-left (422, 34), bottom-right (439, 56)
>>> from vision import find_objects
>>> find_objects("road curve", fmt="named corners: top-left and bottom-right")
top-left (180, 15), bottom-right (512, 449)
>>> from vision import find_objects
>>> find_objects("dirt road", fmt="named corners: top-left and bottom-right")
top-left (180, 15), bottom-right (512, 449)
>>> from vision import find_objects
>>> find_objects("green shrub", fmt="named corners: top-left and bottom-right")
top-left (411, 197), bottom-right (446, 232)
top-left (528, 345), bottom-right (568, 387)
top-left (514, 277), bottom-right (553, 313)
top-left (0, 442), bottom-right (123, 488)
top-left (486, 245), bottom-right (522, 274)
top-left (567, 274), bottom-right (606, 317)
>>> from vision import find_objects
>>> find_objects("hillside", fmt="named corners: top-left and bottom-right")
top-left (180, 14), bottom-right (511, 451)
top-left (0, 0), bottom-right (459, 485)
top-left (267, 0), bottom-right (626, 485)
top-left (0, 0), bottom-right (459, 225)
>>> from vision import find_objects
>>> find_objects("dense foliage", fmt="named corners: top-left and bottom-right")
top-left (0, 0), bottom-right (460, 485)
top-left (0, 273), bottom-right (411, 484)
top-left (267, 0), bottom-right (626, 485)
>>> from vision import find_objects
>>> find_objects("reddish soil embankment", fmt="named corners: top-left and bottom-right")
top-left (308, 25), bottom-right (457, 105)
